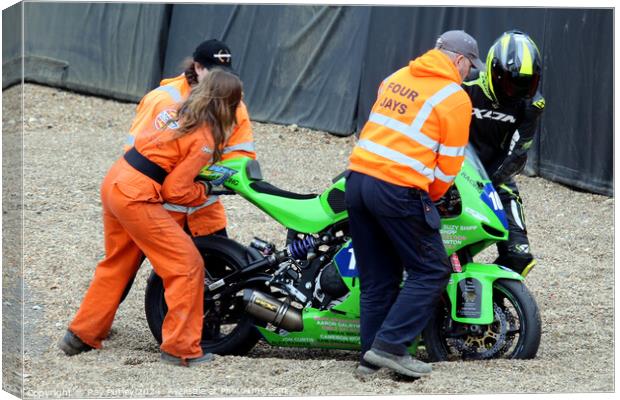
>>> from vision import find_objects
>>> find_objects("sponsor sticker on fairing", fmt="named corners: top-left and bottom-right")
top-left (464, 207), bottom-right (490, 224)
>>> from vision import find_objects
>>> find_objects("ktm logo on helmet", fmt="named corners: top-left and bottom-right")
top-left (213, 50), bottom-right (231, 64)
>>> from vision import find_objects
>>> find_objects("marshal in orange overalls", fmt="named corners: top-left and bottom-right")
top-left (126, 74), bottom-right (256, 236)
top-left (69, 125), bottom-right (217, 359)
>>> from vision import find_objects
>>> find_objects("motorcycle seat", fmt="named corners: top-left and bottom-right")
top-left (249, 181), bottom-right (317, 200)
top-left (223, 157), bottom-right (346, 233)
top-left (244, 159), bottom-right (317, 200)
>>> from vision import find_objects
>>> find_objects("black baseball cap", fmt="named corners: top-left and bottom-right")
top-left (193, 39), bottom-right (234, 71)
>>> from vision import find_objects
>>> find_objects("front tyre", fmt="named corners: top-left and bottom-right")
top-left (423, 279), bottom-right (541, 361)
top-left (144, 236), bottom-right (261, 356)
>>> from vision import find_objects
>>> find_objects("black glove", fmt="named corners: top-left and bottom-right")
top-left (434, 185), bottom-right (461, 217)
top-left (491, 153), bottom-right (528, 185)
top-left (200, 180), bottom-right (230, 195)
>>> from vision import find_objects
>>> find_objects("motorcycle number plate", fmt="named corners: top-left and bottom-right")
top-left (456, 278), bottom-right (482, 318)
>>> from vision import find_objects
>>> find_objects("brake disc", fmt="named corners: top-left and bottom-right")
top-left (451, 304), bottom-right (509, 359)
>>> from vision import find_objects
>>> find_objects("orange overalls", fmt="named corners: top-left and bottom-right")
top-left (69, 126), bottom-right (216, 359)
top-left (125, 74), bottom-right (256, 236)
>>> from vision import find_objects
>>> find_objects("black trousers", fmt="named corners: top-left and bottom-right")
top-left (345, 171), bottom-right (451, 363)
top-left (495, 179), bottom-right (533, 273)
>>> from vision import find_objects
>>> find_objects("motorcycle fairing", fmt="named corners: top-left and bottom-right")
top-left (256, 296), bottom-right (421, 354)
top-left (446, 262), bottom-right (523, 324)
top-left (200, 157), bottom-right (348, 233)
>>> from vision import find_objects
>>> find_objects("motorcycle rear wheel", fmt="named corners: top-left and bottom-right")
top-left (144, 235), bottom-right (262, 356)
top-left (423, 279), bottom-right (541, 361)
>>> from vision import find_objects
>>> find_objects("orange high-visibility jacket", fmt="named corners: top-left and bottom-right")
top-left (125, 74), bottom-right (256, 236)
top-left (349, 49), bottom-right (472, 201)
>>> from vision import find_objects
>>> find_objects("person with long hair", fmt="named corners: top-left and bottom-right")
top-left (59, 69), bottom-right (243, 367)
top-left (115, 39), bottom-right (255, 305)
top-left (125, 39), bottom-right (255, 239)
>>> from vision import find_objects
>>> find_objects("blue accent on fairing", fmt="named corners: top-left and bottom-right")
top-left (480, 183), bottom-right (509, 229)
top-left (205, 164), bottom-right (238, 185)
top-left (333, 241), bottom-right (359, 278)
top-left (207, 164), bottom-right (238, 175)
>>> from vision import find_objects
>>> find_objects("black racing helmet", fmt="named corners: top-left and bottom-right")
top-left (486, 30), bottom-right (542, 104)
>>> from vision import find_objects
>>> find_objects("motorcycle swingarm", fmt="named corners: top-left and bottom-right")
top-left (205, 274), bottom-right (273, 300)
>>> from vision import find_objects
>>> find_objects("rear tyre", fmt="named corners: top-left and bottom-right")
top-left (144, 235), bottom-right (262, 356)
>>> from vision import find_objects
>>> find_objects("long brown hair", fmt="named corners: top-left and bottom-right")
top-left (173, 69), bottom-right (242, 163)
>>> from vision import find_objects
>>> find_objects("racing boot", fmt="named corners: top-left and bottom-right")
top-left (494, 249), bottom-right (536, 277)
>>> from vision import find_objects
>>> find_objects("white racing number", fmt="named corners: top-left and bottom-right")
top-left (488, 190), bottom-right (503, 211)
top-left (348, 247), bottom-right (357, 270)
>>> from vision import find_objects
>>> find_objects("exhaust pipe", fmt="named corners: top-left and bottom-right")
top-left (243, 289), bottom-right (303, 332)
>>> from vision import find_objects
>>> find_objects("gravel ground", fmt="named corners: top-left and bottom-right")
top-left (2, 83), bottom-right (615, 397)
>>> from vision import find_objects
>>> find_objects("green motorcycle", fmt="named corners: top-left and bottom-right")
top-left (144, 146), bottom-right (541, 361)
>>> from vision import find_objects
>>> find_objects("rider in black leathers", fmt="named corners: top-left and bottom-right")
top-left (462, 30), bottom-right (545, 276)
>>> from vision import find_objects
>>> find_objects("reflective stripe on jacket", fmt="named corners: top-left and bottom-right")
top-left (349, 49), bottom-right (472, 201)
top-left (163, 195), bottom-right (220, 215)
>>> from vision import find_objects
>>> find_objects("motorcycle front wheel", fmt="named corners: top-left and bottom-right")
top-left (423, 279), bottom-right (541, 361)
top-left (144, 235), bottom-right (262, 356)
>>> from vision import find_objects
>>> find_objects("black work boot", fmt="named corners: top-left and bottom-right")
top-left (58, 330), bottom-right (94, 356)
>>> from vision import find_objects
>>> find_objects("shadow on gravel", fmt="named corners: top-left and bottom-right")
top-left (246, 341), bottom-right (360, 361)
top-left (244, 340), bottom-right (432, 363)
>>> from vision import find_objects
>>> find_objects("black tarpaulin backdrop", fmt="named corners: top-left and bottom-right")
top-left (1, 4), bottom-right (612, 196)
top-left (163, 5), bottom-right (370, 134)
top-left (536, 9), bottom-right (613, 195)
top-left (2, 2), bottom-right (22, 88)
top-left (16, 2), bottom-right (172, 101)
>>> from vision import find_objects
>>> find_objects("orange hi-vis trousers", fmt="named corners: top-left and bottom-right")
top-left (69, 158), bottom-right (204, 359)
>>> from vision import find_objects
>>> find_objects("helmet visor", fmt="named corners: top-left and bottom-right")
top-left (495, 68), bottom-right (540, 100)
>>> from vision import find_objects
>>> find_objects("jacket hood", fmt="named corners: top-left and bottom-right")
top-left (409, 49), bottom-right (462, 83)
top-left (160, 73), bottom-right (187, 87)
top-left (159, 73), bottom-right (192, 99)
